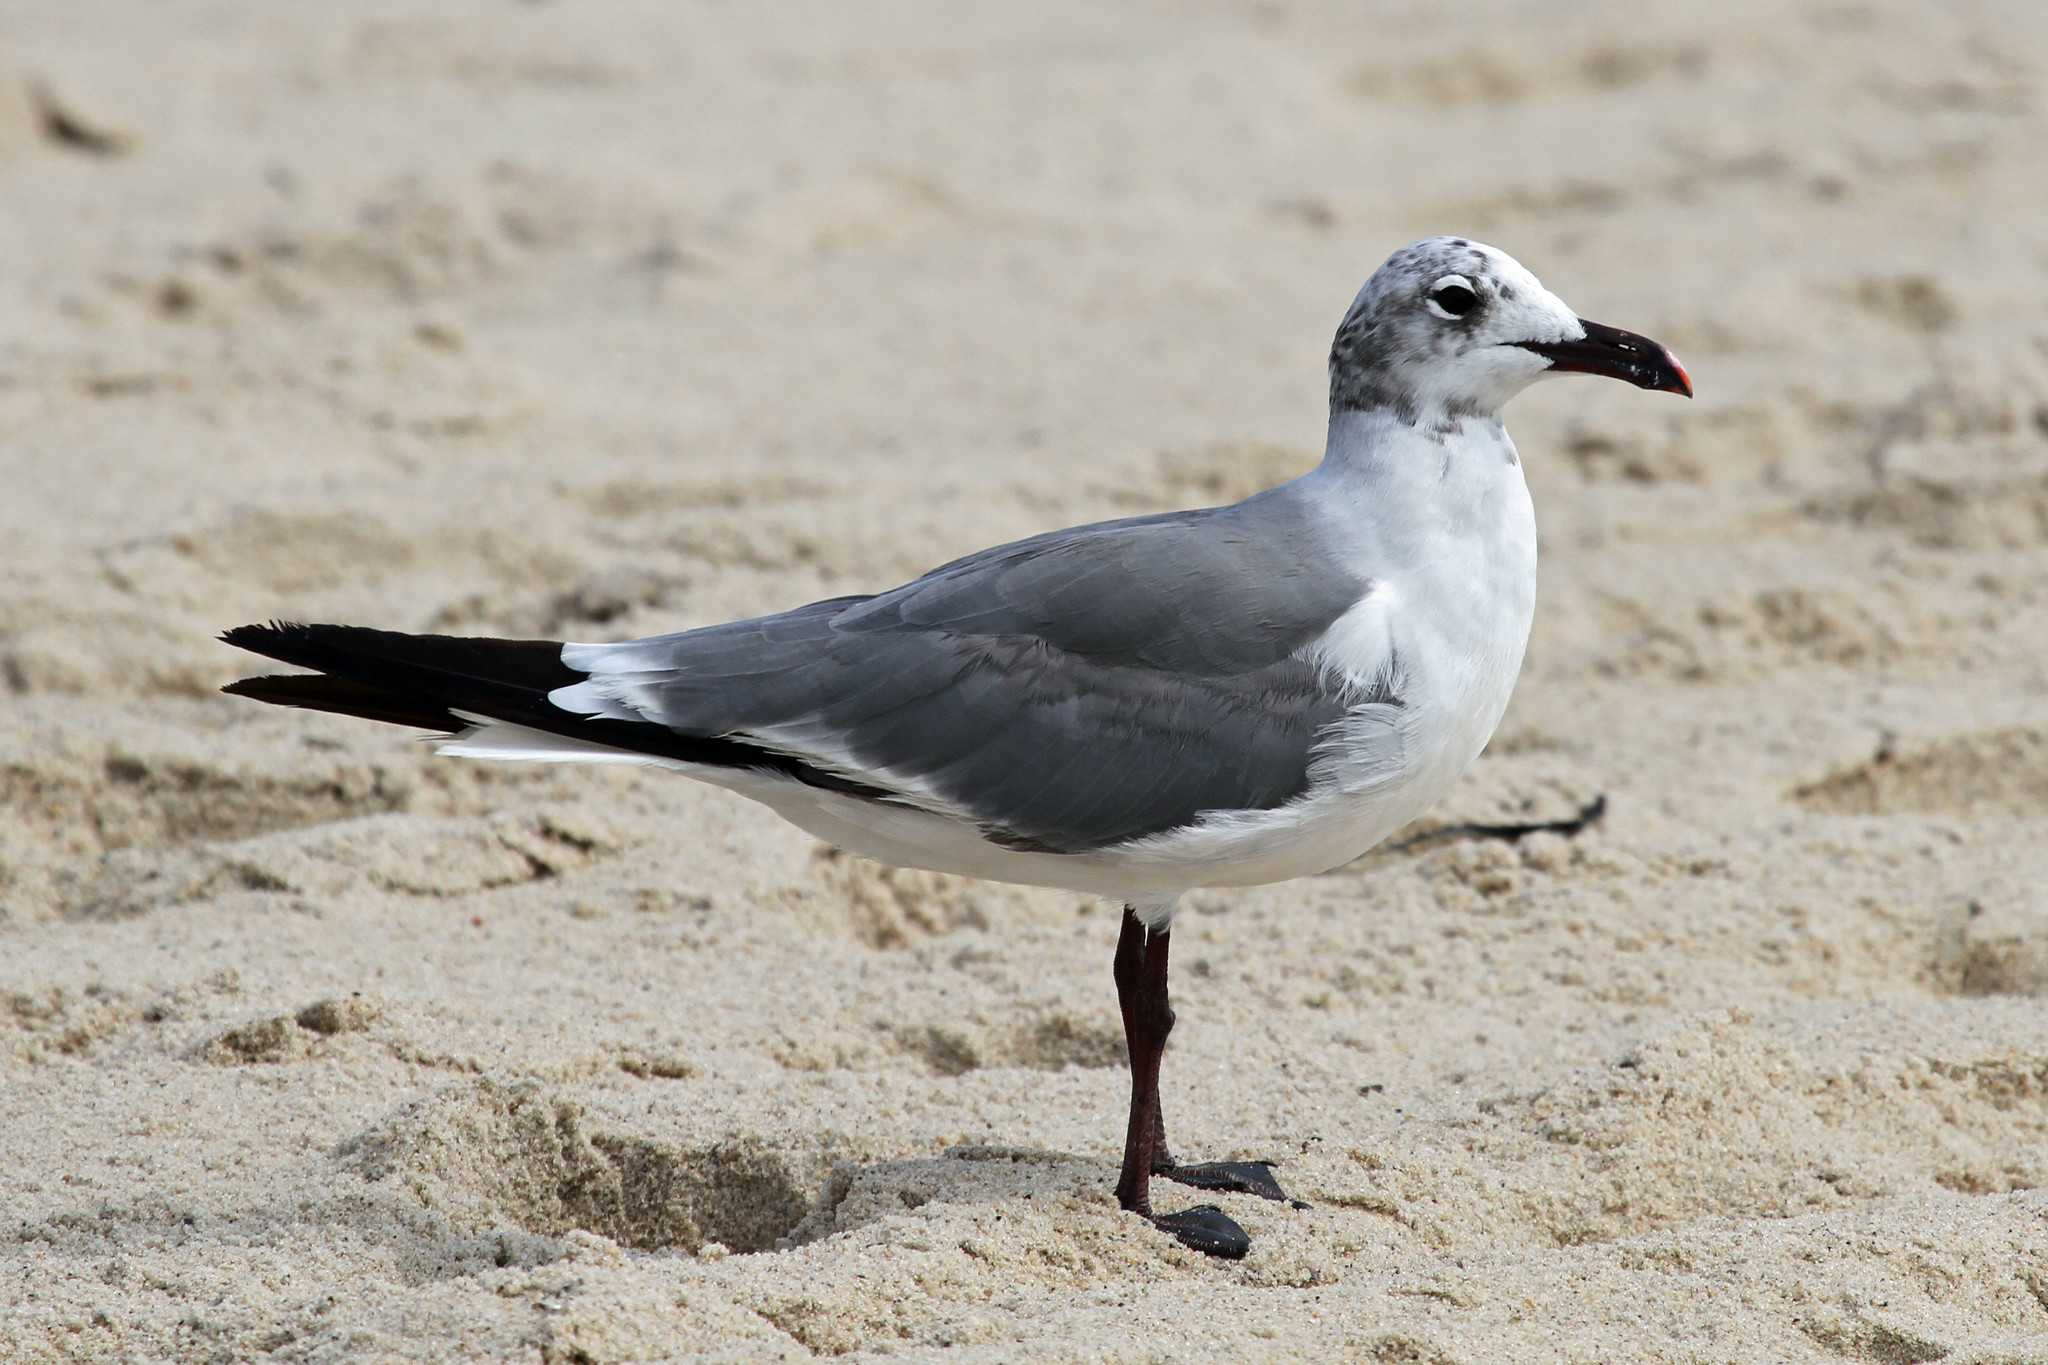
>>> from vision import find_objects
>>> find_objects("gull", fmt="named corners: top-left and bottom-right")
top-left (221, 237), bottom-right (1689, 1259)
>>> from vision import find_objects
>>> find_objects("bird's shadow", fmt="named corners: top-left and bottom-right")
top-left (780, 1144), bottom-right (1115, 1248)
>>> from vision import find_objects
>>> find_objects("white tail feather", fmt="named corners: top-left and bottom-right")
top-left (437, 713), bottom-right (688, 769)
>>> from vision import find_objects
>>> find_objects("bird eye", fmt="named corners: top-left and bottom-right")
top-left (1427, 277), bottom-right (1479, 319)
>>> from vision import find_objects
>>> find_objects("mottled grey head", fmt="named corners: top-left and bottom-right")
top-left (1330, 237), bottom-right (1691, 425)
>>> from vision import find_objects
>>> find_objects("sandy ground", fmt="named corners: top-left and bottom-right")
top-left (5, 1), bottom-right (2048, 1360)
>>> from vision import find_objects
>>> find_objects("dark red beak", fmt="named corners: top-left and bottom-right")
top-left (1519, 319), bottom-right (1692, 397)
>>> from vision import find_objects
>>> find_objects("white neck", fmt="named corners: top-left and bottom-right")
top-left (1303, 406), bottom-right (1525, 552)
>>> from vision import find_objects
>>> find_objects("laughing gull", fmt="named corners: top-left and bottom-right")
top-left (221, 237), bottom-right (1689, 1259)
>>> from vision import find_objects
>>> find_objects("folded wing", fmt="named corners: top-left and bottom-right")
top-left (557, 497), bottom-right (1376, 853)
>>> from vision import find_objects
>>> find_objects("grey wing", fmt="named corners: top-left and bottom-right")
top-left (561, 495), bottom-right (1375, 852)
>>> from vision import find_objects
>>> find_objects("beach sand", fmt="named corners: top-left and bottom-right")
top-left (5, 2), bottom-right (2048, 1359)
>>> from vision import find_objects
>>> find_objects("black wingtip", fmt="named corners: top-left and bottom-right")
top-left (216, 621), bottom-right (593, 735)
top-left (221, 673), bottom-right (467, 732)
top-left (220, 620), bottom-right (305, 654)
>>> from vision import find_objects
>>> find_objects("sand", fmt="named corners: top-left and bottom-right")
top-left (5, 1), bottom-right (2048, 1359)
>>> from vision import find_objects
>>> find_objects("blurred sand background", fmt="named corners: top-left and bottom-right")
top-left (5, 1), bottom-right (2048, 1360)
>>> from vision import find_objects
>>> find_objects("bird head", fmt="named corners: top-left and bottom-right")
top-left (1330, 237), bottom-right (1690, 426)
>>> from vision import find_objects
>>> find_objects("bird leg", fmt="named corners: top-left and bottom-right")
top-left (1112, 904), bottom-right (1282, 1259)
top-left (1111, 903), bottom-right (1175, 1216)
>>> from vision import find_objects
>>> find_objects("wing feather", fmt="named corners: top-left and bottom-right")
top-left (564, 491), bottom-right (1382, 852)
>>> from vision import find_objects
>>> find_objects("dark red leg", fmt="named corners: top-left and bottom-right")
top-left (1113, 904), bottom-right (1174, 1214)
top-left (1111, 905), bottom-right (1256, 1259)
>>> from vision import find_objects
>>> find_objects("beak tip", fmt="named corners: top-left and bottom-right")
top-left (1662, 351), bottom-right (1694, 399)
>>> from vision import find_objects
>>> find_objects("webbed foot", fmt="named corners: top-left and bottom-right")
top-left (1150, 1205), bottom-right (1250, 1259)
top-left (1158, 1159), bottom-right (1301, 1206)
